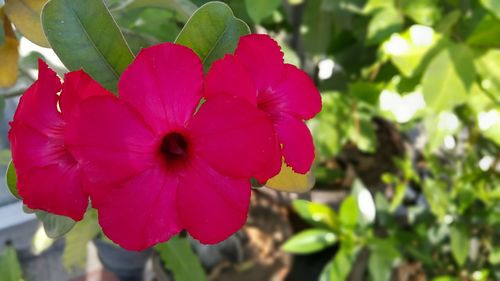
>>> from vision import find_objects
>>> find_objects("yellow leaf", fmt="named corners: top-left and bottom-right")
top-left (5, 0), bottom-right (49, 47)
top-left (0, 10), bottom-right (20, 88)
top-left (265, 161), bottom-right (315, 193)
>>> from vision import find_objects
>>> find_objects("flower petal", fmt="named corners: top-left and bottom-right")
top-left (234, 34), bottom-right (284, 90)
top-left (204, 55), bottom-right (257, 105)
top-left (118, 43), bottom-right (204, 132)
top-left (59, 70), bottom-right (112, 118)
top-left (9, 123), bottom-right (67, 175)
top-left (65, 95), bottom-right (158, 186)
top-left (177, 159), bottom-right (250, 244)
top-left (275, 114), bottom-right (315, 174)
top-left (11, 60), bottom-right (62, 134)
top-left (266, 64), bottom-right (322, 120)
top-left (18, 163), bottom-right (87, 221)
top-left (253, 137), bottom-right (282, 184)
top-left (188, 96), bottom-right (278, 179)
top-left (94, 168), bottom-right (182, 251)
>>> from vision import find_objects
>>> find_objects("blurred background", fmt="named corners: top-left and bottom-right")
top-left (0, 0), bottom-right (499, 280)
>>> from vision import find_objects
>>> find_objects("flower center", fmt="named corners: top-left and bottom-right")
top-left (160, 132), bottom-right (189, 164)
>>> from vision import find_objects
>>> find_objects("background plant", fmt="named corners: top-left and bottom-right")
top-left (0, 0), bottom-right (499, 280)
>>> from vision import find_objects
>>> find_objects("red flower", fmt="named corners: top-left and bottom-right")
top-left (8, 60), bottom-right (108, 221)
top-left (65, 43), bottom-right (276, 250)
top-left (205, 34), bottom-right (322, 182)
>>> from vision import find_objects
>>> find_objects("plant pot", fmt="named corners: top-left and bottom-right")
top-left (93, 239), bottom-right (152, 281)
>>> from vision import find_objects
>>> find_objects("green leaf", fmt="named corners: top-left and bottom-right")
top-left (435, 10), bottom-right (461, 34)
top-left (175, 2), bottom-right (249, 70)
top-left (339, 196), bottom-right (359, 228)
top-left (36, 211), bottom-right (76, 239)
top-left (113, 0), bottom-right (197, 22)
top-left (310, 92), bottom-right (351, 156)
top-left (244, 0), bottom-right (280, 24)
top-left (480, 0), bottom-right (500, 19)
top-left (475, 49), bottom-right (500, 94)
top-left (368, 239), bottom-right (399, 281)
top-left (433, 276), bottom-right (458, 281)
top-left (6, 161), bottom-right (20, 200)
top-left (450, 223), bottom-right (469, 266)
top-left (302, 0), bottom-right (334, 54)
top-left (319, 244), bottom-right (357, 281)
top-left (63, 210), bottom-right (100, 271)
top-left (156, 236), bottom-right (206, 281)
top-left (389, 183), bottom-right (406, 212)
top-left (422, 44), bottom-right (475, 111)
top-left (282, 229), bottom-right (337, 254)
top-left (348, 81), bottom-right (380, 105)
top-left (489, 247), bottom-right (500, 265)
top-left (366, 7), bottom-right (403, 45)
top-left (0, 245), bottom-right (23, 281)
top-left (4, 0), bottom-right (50, 47)
top-left (42, 0), bottom-right (135, 92)
top-left (363, 0), bottom-right (394, 14)
top-left (401, 0), bottom-right (441, 26)
top-left (381, 25), bottom-right (440, 77)
top-left (292, 200), bottom-right (338, 230)
top-left (467, 15), bottom-right (500, 47)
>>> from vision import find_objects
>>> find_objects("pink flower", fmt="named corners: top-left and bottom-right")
top-left (205, 34), bottom-right (322, 182)
top-left (8, 60), bottom-right (108, 221)
top-left (65, 43), bottom-right (276, 250)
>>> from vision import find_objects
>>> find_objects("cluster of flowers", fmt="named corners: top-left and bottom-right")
top-left (8, 34), bottom-right (321, 250)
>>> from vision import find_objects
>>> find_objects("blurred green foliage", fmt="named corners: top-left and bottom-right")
top-left (0, 0), bottom-right (499, 280)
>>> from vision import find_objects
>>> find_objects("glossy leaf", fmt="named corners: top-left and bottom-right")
top-left (266, 161), bottom-right (315, 193)
top-left (319, 244), bottom-right (357, 281)
top-left (42, 0), bottom-right (135, 92)
top-left (36, 211), bottom-right (76, 239)
top-left (114, 0), bottom-right (197, 22)
top-left (156, 236), bottom-right (206, 281)
top-left (63, 210), bottom-right (100, 271)
top-left (32, 225), bottom-right (55, 255)
top-left (175, 2), bottom-right (249, 70)
top-left (450, 223), bottom-right (469, 266)
top-left (0, 245), bottom-right (22, 281)
top-left (6, 161), bottom-right (20, 200)
top-left (282, 229), bottom-right (337, 254)
top-left (0, 10), bottom-right (19, 88)
top-left (422, 45), bottom-right (475, 111)
top-left (244, 0), bottom-right (280, 24)
top-left (339, 196), bottom-right (358, 228)
top-left (4, 0), bottom-right (50, 47)
top-left (292, 199), bottom-right (338, 230)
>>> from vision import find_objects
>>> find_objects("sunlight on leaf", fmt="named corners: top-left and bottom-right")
top-left (63, 210), bottom-right (100, 271)
top-left (32, 225), bottom-right (55, 255)
top-left (282, 229), bottom-right (337, 254)
top-left (265, 160), bottom-right (315, 193)
top-left (5, 0), bottom-right (50, 47)
top-left (0, 9), bottom-right (19, 88)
